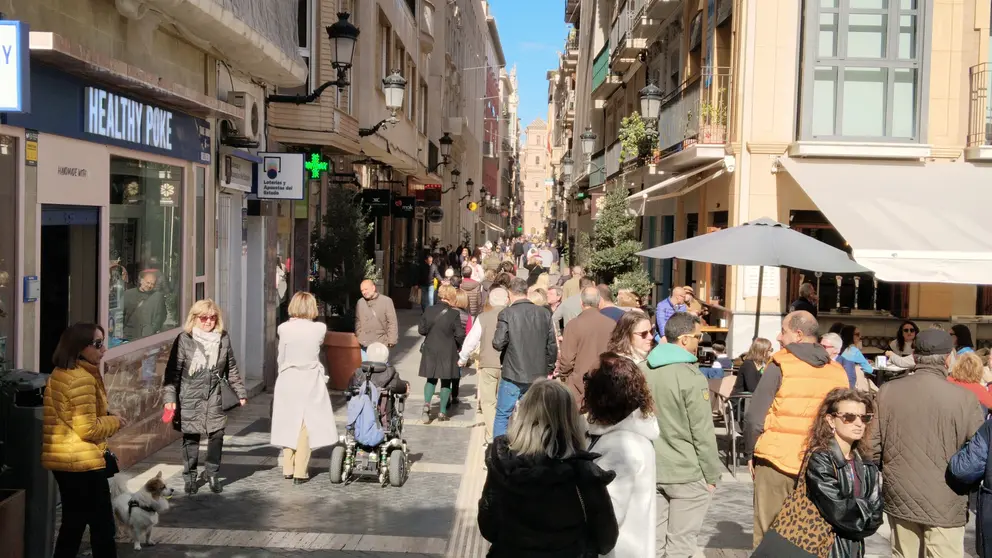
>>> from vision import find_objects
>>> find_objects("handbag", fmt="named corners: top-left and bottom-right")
top-left (215, 371), bottom-right (240, 411)
top-left (409, 285), bottom-right (421, 304)
top-left (754, 457), bottom-right (835, 558)
top-left (104, 449), bottom-right (120, 478)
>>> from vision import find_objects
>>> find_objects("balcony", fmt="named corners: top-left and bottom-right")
top-left (563, 29), bottom-right (579, 69)
top-left (966, 63), bottom-right (992, 161)
top-left (610, 1), bottom-right (647, 72)
top-left (634, 0), bottom-right (682, 32)
top-left (591, 44), bottom-right (622, 104)
top-left (565, 0), bottom-right (580, 23)
top-left (565, 91), bottom-right (576, 123)
top-left (420, 0), bottom-right (436, 54)
top-left (590, 150), bottom-right (606, 187)
top-left (656, 68), bottom-right (731, 172)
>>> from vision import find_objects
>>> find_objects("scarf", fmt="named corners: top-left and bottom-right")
top-left (189, 327), bottom-right (222, 376)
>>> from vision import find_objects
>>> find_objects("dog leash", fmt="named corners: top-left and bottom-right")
top-left (127, 498), bottom-right (158, 516)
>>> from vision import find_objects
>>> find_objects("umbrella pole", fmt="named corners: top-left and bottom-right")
top-left (753, 266), bottom-right (763, 341)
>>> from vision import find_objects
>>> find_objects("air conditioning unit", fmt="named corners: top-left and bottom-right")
top-left (226, 91), bottom-right (260, 139)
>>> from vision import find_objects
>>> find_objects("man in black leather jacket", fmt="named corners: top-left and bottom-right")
top-left (491, 278), bottom-right (557, 438)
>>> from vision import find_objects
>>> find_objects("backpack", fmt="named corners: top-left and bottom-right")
top-left (346, 380), bottom-right (385, 447)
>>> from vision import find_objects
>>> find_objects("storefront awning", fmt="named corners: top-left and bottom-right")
top-left (780, 156), bottom-right (992, 285)
top-left (481, 220), bottom-right (505, 233)
top-left (626, 157), bottom-right (730, 216)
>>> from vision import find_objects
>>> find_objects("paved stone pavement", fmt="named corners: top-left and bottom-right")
top-left (77, 309), bottom-right (979, 557)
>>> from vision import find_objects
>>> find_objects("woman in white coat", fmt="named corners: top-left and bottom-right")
top-left (583, 352), bottom-right (660, 558)
top-left (270, 292), bottom-right (338, 484)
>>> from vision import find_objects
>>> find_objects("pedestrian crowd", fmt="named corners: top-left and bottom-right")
top-left (33, 232), bottom-right (992, 558)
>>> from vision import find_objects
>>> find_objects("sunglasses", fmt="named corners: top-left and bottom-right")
top-left (679, 332), bottom-right (704, 341)
top-left (902, 328), bottom-right (917, 334)
top-left (633, 330), bottom-right (653, 339)
top-left (90, 339), bottom-right (105, 349)
top-left (198, 314), bottom-right (218, 323)
top-left (833, 412), bottom-right (873, 424)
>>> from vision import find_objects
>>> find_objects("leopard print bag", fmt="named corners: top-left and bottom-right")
top-left (764, 457), bottom-right (835, 557)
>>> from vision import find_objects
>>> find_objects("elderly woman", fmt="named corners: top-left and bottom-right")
top-left (42, 323), bottom-right (124, 558)
top-left (163, 299), bottom-right (247, 495)
top-left (479, 380), bottom-right (619, 557)
top-left (606, 310), bottom-right (654, 364)
top-left (271, 292), bottom-right (338, 484)
top-left (419, 285), bottom-right (466, 422)
top-left (948, 352), bottom-right (992, 410)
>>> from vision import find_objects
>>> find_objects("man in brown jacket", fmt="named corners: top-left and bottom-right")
top-left (869, 329), bottom-right (985, 557)
top-left (356, 280), bottom-right (398, 351)
top-left (558, 286), bottom-right (616, 407)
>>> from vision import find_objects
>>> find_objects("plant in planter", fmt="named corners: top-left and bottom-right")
top-left (311, 186), bottom-right (373, 333)
top-left (698, 90), bottom-right (728, 144)
top-left (618, 112), bottom-right (658, 162)
top-left (585, 183), bottom-right (651, 295)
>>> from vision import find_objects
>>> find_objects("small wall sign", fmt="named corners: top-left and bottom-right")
top-left (23, 275), bottom-right (39, 303)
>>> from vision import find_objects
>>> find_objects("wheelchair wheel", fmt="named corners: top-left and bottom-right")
top-left (328, 445), bottom-right (346, 484)
top-left (388, 449), bottom-right (407, 487)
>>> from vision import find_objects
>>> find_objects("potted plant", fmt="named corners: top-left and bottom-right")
top-left (698, 90), bottom-right (728, 144)
top-left (311, 186), bottom-right (373, 389)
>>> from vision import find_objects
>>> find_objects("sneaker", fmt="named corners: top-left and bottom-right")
top-left (421, 404), bottom-right (432, 424)
top-left (437, 413), bottom-right (450, 422)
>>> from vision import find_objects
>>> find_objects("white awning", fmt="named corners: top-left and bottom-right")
top-left (626, 158), bottom-right (730, 216)
top-left (481, 221), bottom-right (505, 233)
top-left (780, 156), bottom-right (992, 285)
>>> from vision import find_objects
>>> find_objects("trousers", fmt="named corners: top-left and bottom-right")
top-left (182, 428), bottom-right (226, 477)
top-left (282, 424), bottom-right (311, 479)
top-left (52, 469), bottom-right (117, 558)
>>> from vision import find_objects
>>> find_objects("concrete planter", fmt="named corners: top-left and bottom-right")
top-left (322, 331), bottom-right (361, 391)
top-left (0, 489), bottom-right (25, 558)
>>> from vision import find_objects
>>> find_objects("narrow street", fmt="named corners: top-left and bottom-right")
top-left (105, 310), bottom-right (978, 557)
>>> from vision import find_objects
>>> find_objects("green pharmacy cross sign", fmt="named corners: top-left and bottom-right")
top-left (305, 153), bottom-right (329, 179)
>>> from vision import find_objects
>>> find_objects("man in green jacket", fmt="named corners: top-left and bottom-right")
top-left (639, 311), bottom-right (722, 557)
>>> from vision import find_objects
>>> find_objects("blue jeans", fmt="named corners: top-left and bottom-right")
top-left (421, 284), bottom-right (435, 311)
top-left (493, 379), bottom-right (530, 438)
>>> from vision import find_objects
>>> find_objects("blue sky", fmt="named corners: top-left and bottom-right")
top-left (488, 0), bottom-right (569, 142)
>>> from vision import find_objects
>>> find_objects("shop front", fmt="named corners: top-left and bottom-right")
top-left (4, 63), bottom-right (212, 466)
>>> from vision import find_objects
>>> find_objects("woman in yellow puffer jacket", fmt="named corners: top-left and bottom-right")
top-left (41, 322), bottom-right (126, 558)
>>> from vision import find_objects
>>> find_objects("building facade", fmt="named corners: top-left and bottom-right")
top-left (0, 0), bottom-right (304, 466)
top-left (559, 0), bottom-right (992, 353)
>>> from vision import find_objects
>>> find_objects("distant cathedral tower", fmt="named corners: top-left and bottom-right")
top-left (520, 119), bottom-right (551, 237)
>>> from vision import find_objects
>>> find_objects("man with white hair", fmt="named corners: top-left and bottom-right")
top-left (790, 282), bottom-right (819, 317)
top-left (458, 287), bottom-right (509, 444)
top-left (558, 286), bottom-right (616, 407)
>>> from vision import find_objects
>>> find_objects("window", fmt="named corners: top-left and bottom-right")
top-left (800, 0), bottom-right (927, 142)
top-left (378, 19), bottom-right (391, 88)
top-left (406, 60), bottom-right (416, 122)
top-left (0, 136), bottom-right (16, 370)
top-left (278, 0), bottom-right (315, 95)
top-left (108, 157), bottom-right (184, 344)
top-left (418, 80), bottom-right (428, 133)
top-left (194, 166), bottom-right (206, 299)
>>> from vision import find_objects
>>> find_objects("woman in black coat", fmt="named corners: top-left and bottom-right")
top-left (163, 299), bottom-right (246, 495)
top-left (479, 380), bottom-right (618, 558)
top-left (419, 285), bottom-right (465, 423)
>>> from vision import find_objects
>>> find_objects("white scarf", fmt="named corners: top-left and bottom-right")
top-left (189, 327), bottom-right (222, 376)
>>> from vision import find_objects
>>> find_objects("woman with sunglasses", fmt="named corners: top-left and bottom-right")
top-left (42, 323), bottom-right (125, 558)
top-left (163, 299), bottom-right (247, 495)
top-left (753, 388), bottom-right (883, 557)
top-left (888, 321), bottom-right (918, 357)
top-left (606, 310), bottom-right (654, 365)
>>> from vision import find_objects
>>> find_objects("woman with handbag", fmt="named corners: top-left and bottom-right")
top-left (478, 379), bottom-right (619, 557)
top-left (163, 299), bottom-right (246, 495)
top-left (752, 388), bottom-right (883, 558)
top-left (42, 322), bottom-right (125, 558)
top-left (270, 292), bottom-right (338, 484)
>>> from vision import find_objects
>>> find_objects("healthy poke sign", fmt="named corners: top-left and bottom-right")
top-left (0, 21), bottom-right (30, 113)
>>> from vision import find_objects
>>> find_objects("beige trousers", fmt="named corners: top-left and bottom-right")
top-left (888, 515), bottom-right (965, 558)
top-left (282, 424), bottom-right (311, 479)
top-left (657, 479), bottom-right (713, 557)
top-left (478, 367), bottom-right (501, 443)
top-left (752, 460), bottom-right (798, 548)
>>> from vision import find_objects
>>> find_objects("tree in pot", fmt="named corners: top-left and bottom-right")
top-left (584, 183), bottom-right (652, 301)
top-left (311, 186), bottom-right (374, 333)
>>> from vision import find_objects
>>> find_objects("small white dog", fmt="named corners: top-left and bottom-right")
top-left (109, 471), bottom-right (175, 550)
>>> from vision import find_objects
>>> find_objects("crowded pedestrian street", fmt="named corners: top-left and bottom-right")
top-left (59, 310), bottom-right (977, 557)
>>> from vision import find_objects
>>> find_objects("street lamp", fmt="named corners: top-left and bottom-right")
top-left (580, 125), bottom-right (597, 160)
top-left (459, 178), bottom-right (475, 201)
top-left (268, 13), bottom-right (359, 104)
top-left (427, 132), bottom-right (454, 173)
top-left (561, 151), bottom-right (574, 178)
top-left (440, 168), bottom-right (461, 194)
top-left (639, 79), bottom-right (664, 122)
top-left (359, 70), bottom-right (407, 137)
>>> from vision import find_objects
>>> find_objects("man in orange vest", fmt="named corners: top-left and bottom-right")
top-left (743, 310), bottom-right (848, 547)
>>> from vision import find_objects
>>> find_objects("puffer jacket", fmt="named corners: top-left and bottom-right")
top-left (806, 441), bottom-right (884, 558)
top-left (491, 299), bottom-right (557, 384)
top-left (478, 436), bottom-right (619, 558)
top-left (462, 278), bottom-right (483, 316)
top-left (868, 360), bottom-right (985, 527)
top-left (41, 361), bottom-right (121, 472)
top-left (949, 417), bottom-right (992, 558)
top-left (163, 331), bottom-right (247, 435)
